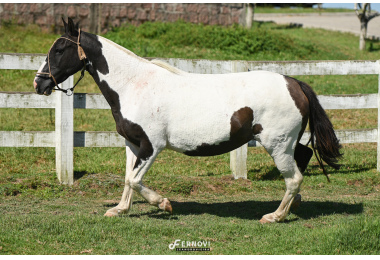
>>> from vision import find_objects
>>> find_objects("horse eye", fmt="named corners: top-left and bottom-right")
top-left (56, 48), bottom-right (64, 54)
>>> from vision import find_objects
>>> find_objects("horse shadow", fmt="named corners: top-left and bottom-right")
top-left (248, 164), bottom-right (375, 180)
top-left (120, 199), bottom-right (363, 221)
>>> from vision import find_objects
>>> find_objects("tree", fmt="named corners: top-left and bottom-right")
top-left (355, 3), bottom-right (380, 50)
top-left (244, 3), bottom-right (255, 29)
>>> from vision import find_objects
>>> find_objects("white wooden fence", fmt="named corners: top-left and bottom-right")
top-left (1, 53), bottom-right (379, 184)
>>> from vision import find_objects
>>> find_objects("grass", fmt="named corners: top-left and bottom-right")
top-left (0, 144), bottom-right (379, 254)
top-left (0, 21), bottom-right (380, 254)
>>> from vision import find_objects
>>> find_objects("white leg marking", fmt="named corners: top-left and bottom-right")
top-left (104, 145), bottom-right (137, 217)
top-left (260, 137), bottom-right (303, 223)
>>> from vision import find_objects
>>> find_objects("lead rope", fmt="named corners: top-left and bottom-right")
top-left (36, 28), bottom-right (88, 96)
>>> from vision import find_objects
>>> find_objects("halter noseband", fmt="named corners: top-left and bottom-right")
top-left (36, 28), bottom-right (88, 96)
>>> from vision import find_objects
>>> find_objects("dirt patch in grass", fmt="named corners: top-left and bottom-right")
top-left (347, 179), bottom-right (364, 187)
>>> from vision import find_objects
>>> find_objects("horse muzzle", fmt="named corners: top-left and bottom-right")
top-left (34, 78), bottom-right (54, 96)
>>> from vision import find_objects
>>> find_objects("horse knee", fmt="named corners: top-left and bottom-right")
top-left (129, 179), bottom-right (142, 191)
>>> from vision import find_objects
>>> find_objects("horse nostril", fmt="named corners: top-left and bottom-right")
top-left (33, 80), bottom-right (37, 89)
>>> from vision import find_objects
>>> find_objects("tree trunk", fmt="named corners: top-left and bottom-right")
top-left (89, 3), bottom-right (98, 34)
top-left (244, 3), bottom-right (254, 29)
top-left (359, 19), bottom-right (368, 51)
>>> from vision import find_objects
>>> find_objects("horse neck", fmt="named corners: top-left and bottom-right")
top-left (83, 33), bottom-right (152, 92)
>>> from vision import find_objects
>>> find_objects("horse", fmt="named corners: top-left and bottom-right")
top-left (33, 18), bottom-right (343, 223)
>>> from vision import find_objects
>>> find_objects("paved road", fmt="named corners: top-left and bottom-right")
top-left (254, 12), bottom-right (380, 39)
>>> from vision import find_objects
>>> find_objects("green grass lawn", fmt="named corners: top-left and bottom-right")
top-left (0, 21), bottom-right (379, 254)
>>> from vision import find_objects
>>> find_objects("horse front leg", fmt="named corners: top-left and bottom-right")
top-left (104, 144), bottom-right (137, 217)
top-left (128, 146), bottom-right (172, 213)
top-left (104, 142), bottom-right (171, 217)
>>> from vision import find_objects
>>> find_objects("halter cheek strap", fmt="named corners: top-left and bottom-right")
top-left (36, 28), bottom-right (88, 96)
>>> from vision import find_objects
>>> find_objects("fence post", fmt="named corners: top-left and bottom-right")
top-left (55, 76), bottom-right (74, 185)
top-left (378, 60), bottom-right (380, 172)
top-left (230, 61), bottom-right (248, 179)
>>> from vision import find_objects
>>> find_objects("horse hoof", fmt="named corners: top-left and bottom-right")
top-left (104, 211), bottom-right (117, 217)
top-left (291, 194), bottom-right (302, 210)
top-left (159, 198), bottom-right (172, 214)
top-left (259, 217), bottom-right (273, 224)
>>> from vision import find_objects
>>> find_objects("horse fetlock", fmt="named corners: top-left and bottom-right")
top-left (158, 198), bottom-right (173, 214)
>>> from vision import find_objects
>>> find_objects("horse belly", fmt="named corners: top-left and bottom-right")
top-left (166, 105), bottom-right (257, 157)
top-left (161, 71), bottom-right (291, 156)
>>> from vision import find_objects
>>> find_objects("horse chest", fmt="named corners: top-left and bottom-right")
top-left (96, 78), bottom-right (153, 151)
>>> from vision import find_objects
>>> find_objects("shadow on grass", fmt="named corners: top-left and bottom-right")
top-left (248, 164), bottom-right (375, 181)
top-left (74, 171), bottom-right (102, 180)
top-left (125, 200), bottom-right (363, 221)
top-left (303, 164), bottom-right (375, 177)
top-left (255, 21), bottom-right (303, 30)
top-left (248, 167), bottom-right (282, 181)
top-left (74, 171), bottom-right (88, 180)
top-left (368, 39), bottom-right (380, 52)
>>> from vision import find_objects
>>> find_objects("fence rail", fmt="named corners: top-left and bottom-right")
top-left (1, 53), bottom-right (379, 184)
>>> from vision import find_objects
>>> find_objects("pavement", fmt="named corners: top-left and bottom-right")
top-left (254, 12), bottom-right (380, 39)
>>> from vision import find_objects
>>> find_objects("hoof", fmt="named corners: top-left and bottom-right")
top-left (260, 213), bottom-right (278, 224)
top-left (259, 217), bottom-right (273, 224)
top-left (104, 210), bottom-right (118, 217)
top-left (159, 198), bottom-right (172, 214)
top-left (291, 194), bottom-right (302, 210)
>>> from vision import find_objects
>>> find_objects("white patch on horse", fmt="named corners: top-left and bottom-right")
top-left (34, 61), bottom-right (47, 82)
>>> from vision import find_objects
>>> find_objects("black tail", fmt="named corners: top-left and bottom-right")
top-left (297, 80), bottom-right (343, 181)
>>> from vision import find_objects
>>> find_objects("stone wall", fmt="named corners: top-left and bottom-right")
top-left (0, 3), bottom-right (246, 34)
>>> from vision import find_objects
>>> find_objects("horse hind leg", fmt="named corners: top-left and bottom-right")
top-left (260, 138), bottom-right (304, 223)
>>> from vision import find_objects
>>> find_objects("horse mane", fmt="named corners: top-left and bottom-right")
top-left (98, 37), bottom-right (184, 75)
top-left (151, 59), bottom-right (184, 75)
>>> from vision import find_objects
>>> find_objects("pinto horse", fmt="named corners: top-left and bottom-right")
top-left (33, 18), bottom-right (342, 223)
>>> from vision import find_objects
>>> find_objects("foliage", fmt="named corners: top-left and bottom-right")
top-left (104, 20), bottom-right (320, 60)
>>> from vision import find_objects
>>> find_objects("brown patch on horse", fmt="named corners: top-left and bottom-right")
top-left (230, 107), bottom-right (254, 136)
top-left (294, 143), bottom-right (313, 173)
top-left (253, 124), bottom-right (263, 135)
top-left (94, 80), bottom-right (153, 170)
top-left (185, 107), bottom-right (259, 156)
top-left (285, 76), bottom-right (309, 117)
top-left (285, 76), bottom-right (309, 142)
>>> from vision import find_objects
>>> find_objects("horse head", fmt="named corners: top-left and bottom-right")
top-left (33, 18), bottom-right (87, 96)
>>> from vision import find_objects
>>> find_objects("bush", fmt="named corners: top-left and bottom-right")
top-left (104, 20), bottom-right (319, 60)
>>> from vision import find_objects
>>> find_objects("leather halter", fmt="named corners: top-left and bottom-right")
top-left (36, 28), bottom-right (88, 96)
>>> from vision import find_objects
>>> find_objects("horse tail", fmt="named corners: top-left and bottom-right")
top-left (297, 80), bottom-right (343, 181)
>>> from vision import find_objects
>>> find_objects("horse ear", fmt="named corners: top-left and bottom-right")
top-left (67, 17), bottom-right (79, 37)
top-left (62, 17), bottom-right (68, 33)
